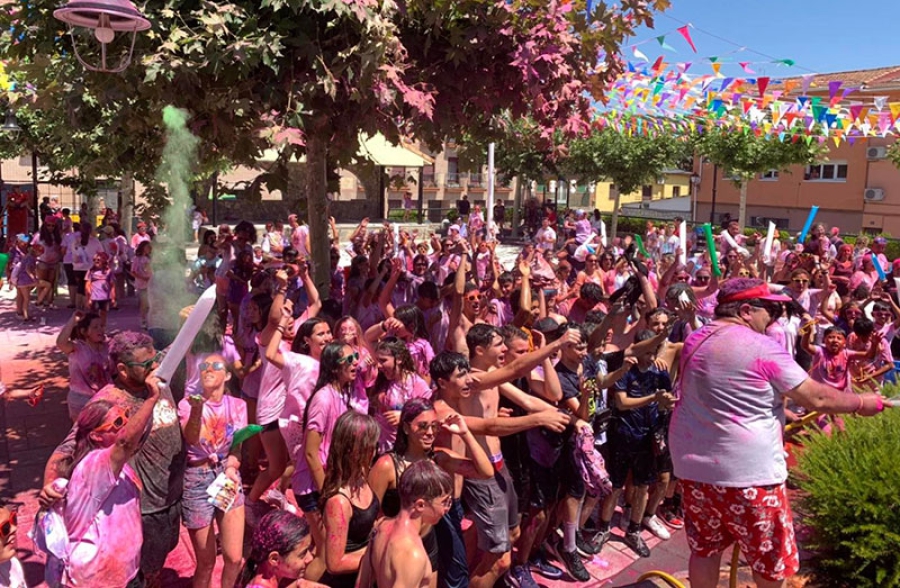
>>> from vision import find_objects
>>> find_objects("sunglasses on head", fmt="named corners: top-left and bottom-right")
top-left (125, 351), bottom-right (161, 370)
top-left (337, 351), bottom-right (360, 365)
top-left (199, 361), bottom-right (226, 372)
top-left (0, 511), bottom-right (17, 540)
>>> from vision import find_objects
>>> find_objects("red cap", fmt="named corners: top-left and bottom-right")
top-left (718, 283), bottom-right (792, 304)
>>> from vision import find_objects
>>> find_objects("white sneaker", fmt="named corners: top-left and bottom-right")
top-left (642, 515), bottom-right (671, 540)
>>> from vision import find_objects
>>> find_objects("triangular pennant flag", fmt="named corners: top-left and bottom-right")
top-left (812, 105), bottom-right (827, 122)
top-left (656, 35), bottom-right (676, 51)
top-left (720, 77), bottom-right (734, 92)
top-left (651, 55), bottom-right (664, 73)
top-left (774, 59), bottom-right (796, 67)
top-left (890, 102), bottom-right (900, 124)
top-left (711, 63), bottom-right (722, 77)
top-left (825, 112), bottom-right (837, 128)
top-left (874, 96), bottom-right (888, 111)
top-left (677, 25), bottom-right (698, 53)
top-left (797, 96), bottom-right (810, 110)
top-left (828, 81), bottom-right (842, 100)
top-left (757, 77), bottom-right (769, 97)
top-left (801, 74), bottom-right (815, 94)
top-left (632, 46), bottom-right (650, 62)
top-left (783, 79), bottom-right (799, 95)
top-left (739, 62), bottom-right (756, 74)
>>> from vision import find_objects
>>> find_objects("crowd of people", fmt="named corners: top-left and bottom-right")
top-left (0, 204), bottom-right (896, 588)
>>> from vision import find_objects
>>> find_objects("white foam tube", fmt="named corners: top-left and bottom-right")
top-left (155, 285), bottom-right (217, 383)
top-left (721, 229), bottom-right (750, 258)
top-left (393, 223), bottom-right (401, 257)
top-left (679, 221), bottom-right (687, 266)
top-left (763, 221), bottom-right (777, 264)
top-left (600, 220), bottom-right (607, 247)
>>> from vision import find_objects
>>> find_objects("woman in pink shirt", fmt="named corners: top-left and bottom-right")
top-left (369, 339), bottom-right (432, 452)
top-left (47, 376), bottom-right (160, 587)
top-left (294, 343), bottom-right (368, 582)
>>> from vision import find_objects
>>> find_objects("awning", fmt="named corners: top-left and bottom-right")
top-left (255, 133), bottom-right (433, 167)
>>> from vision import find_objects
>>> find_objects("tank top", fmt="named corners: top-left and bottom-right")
top-left (341, 490), bottom-right (380, 553)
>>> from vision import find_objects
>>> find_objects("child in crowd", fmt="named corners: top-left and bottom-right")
top-left (0, 505), bottom-right (25, 588)
top-left (85, 252), bottom-right (115, 330)
top-left (239, 510), bottom-right (327, 588)
top-left (131, 241), bottom-right (153, 329)
top-left (11, 240), bottom-right (38, 323)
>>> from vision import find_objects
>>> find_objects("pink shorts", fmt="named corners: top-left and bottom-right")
top-left (682, 480), bottom-right (799, 581)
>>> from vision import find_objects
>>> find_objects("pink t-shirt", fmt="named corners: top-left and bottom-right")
top-left (670, 323), bottom-right (809, 487)
top-left (809, 347), bottom-right (851, 392)
top-left (177, 394), bottom-right (248, 463)
top-left (406, 338), bottom-right (435, 377)
top-left (291, 381), bottom-right (368, 496)
top-left (131, 255), bottom-right (151, 290)
top-left (278, 351), bottom-right (321, 473)
top-left (255, 340), bottom-right (288, 426)
top-left (61, 446), bottom-right (142, 587)
top-left (87, 268), bottom-right (114, 301)
top-left (373, 374), bottom-right (432, 451)
top-left (67, 340), bottom-right (111, 403)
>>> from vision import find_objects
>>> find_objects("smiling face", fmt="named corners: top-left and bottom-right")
top-left (376, 350), bottom-right (398, 380)
top-left (200, 353), bottom-right (230, 393)
top-left (0, 508), bottom-right (16, 563)
top-left (406, 409), bottom-right (439, 453)
top-left (305, 322), bottom-right (333, 360)
top-left (336, 321), bottom-right (358, 345)
top-left (824, 331), bottom-right (846, 354)
top-left (273, 534), bottom-right (313, 579)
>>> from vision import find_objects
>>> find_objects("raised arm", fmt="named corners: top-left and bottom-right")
top-left (434, 411), bottom-right (493, 479)
top-left (110, 373), bottom-right (162, 477)
top-left (470, 330), bottom-right (582, 391)
top-left (298, 259), bottom-right (322, 319)
top-left (56, 311), bottom-right (80, 355)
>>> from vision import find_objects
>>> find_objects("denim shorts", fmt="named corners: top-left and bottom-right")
top-left (296, 490), bottom-right (321, 514)
top-left (182, 464), bottom-right (244, 530)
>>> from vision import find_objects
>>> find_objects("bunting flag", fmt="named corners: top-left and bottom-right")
top-left (828, 81), bottom-right (842, 100)
top-left (739, 62), bottom-right (756, 74)
top-left (711, 63), bottom-right (722, 77)
top-left (757, 77), bottom-right (769, 97)
top-left (632, 46), bottom-right (650, 63)
top-left (677, 25), bottom-right (698, 53)
top-left (656, 35), bottom-right (676, 51)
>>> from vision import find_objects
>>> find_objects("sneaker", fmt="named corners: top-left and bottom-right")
top-left (642, 515), bottom-right (671, 540)
top-left (505, 565), bottom-right (539, 588)
top-left (660, 507), bottom-right (685, 529)
top-left (557, 546), bottom-right (591, 582)
top-left (528, 551), bottom-right (564, 580)
top-left (623, 531), bottom-right (651, 558)
top-left (575, 531), bottom-right (601, 557)
top-left (591, 528), bottom-right (611, 552)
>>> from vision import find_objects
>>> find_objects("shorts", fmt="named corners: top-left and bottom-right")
top-left (297, 490), bottom-right (321, 514)
top-left (182, 465), bottom-right (244, 530)
top-left (435, 498), bottom-right (469, 588)
top-left (462, 466), bottom-right (519, 553)
top-left (682, 480), bottom-right (799, 582)
top-left (140, 501), bottom-right (182, 574)
top-left (529, 447), bottom-right (585, 510)
top-left (73, 270), bottom-right (87, 295)
top-left (262, 420), bottom-right (279, 433)
top-left (606, 435), bottom-right (656, 488)
top-left (91, 300), bottom-right (110, 312)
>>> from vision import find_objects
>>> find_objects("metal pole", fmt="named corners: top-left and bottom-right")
top-left (211, 171), bottom-right (218, 226)
top-left (32, 152), bottom-right (38, 232)
top-left (417, 167), bottom-right (424, 224)
top-left (379, 166), bottom-right (386, 219)
top-left (486, 142), bottom-right (495, 241)
top-left (709, 163), bottom-right (719, 225)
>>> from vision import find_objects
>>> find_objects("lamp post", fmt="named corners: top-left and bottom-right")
top-left (709, 164), bottom-right (719, 225)
top-left (53, 0), bottom-right (151, 73)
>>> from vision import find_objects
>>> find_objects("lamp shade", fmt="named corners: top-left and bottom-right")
top-left (53, 0), bottom-right (150, 32)
top-left (1, 111), bottom-right (21, 134)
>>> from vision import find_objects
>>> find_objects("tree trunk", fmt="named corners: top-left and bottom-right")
top-left (738, 181), bottom-right (747, 228)
top-left (120, 172), bottom-right (135, 236)
top-left (610, 189), bottom-right (622, 245)
top-left (511, 180), bottom-right (523, 238)
top-left (305, 132), bottom-right (331, 298)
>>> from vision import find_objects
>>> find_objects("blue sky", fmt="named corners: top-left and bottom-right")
top-left (627, 0), bottom-right (900, 78)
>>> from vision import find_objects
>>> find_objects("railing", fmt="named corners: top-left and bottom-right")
top-left (422, 174), bottom-right (438, 188)
top-left (467, 173), bottom-right (484, 188)
top-left (446, 172), bottom-right (461, 188)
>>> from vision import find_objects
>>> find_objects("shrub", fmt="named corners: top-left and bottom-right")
top-left (793, 393), bottom-right (900, 588)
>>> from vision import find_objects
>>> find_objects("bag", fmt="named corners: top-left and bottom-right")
top-left (573, 424), bottom-right (612, 499)
top-left (651, 427), bottom-right (668, 457)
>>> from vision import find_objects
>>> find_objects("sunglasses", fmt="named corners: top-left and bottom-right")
top-left (695, 276), bottom-right (710, 282)
top-left (0, 511), bottom-right (17, 540)
top-left (586, 258), bottom-right (598, 262)
top-left (125, 352), bottom-right (161, 370)
top-left (337, 352), bottom-right (360, 365)
top-left (415, 421), bottom-right (440, 432)
top-left (93, 408), bottom-right (129, 434)
top-left (199, 361), bottom-right (227, 372)
top-left (465, 294), bottom-right (482, 302)
top-left (792, 279), bottom-right (809, 284)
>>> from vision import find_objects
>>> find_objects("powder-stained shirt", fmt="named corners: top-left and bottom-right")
top-left (178, 394), bottom-right (248, 463)
top-left (670, 323), bottom-right (808, 487)
top-left (55, 383), bottom-right (185, 514)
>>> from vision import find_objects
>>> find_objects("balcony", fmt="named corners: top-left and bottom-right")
top-left (467, 173), bottom-right (485, 190)
top-left (446, 172), bottom-right (462, 189)
top-left (422, 174), bottom-right (439, 189)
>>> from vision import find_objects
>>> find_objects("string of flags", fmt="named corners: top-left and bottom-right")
top-left (592, 20), bottom-right (900, 144)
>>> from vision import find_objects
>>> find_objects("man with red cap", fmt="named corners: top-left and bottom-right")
top-left (670, 278), bottom-right (888, 588)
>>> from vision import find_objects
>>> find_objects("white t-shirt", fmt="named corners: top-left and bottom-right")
top-left (70, 237), bottom-right (103, 272)
top-left (670, 322), bottom-right (809, 487)
top-left (0, 558), bottom-right (26, 588)
top-left (61, 232), bottom-right (78, 264)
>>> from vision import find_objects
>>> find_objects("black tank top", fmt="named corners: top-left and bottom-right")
top-left (341, 490), bottom-right (380, 553)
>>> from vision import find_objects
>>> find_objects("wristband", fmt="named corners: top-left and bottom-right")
top-left (876, 395), bottom-right (885, 413)
top-left (381, 321), bottom-right (387, 333)
top-left (854, 394), bottom-right (865, 414)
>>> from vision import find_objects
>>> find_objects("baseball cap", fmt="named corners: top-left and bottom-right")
top-left (717, 279), bottom-right (792, 304)
top-left (874, 237), bottom-right (887, 245)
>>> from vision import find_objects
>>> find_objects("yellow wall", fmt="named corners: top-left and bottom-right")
top-left (593, 173), bottom-right (691, 212)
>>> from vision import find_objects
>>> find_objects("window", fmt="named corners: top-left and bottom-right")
top-left (805, 163), bottom-right (848, 182)
top-left (641, 185), bottom-right (653, 200)
top-left (671, 186), bottom-right (681, 198)
top-left (760, 170), bottom-right (779, 181)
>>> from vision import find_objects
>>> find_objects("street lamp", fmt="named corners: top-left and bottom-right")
top-left (1, 111), bottom-right (21, 135)
top-left (53, 0), bottom-right (151, 73)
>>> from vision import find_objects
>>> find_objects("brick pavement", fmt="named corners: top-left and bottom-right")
top-left (1, 284), bottom-right (767, 588)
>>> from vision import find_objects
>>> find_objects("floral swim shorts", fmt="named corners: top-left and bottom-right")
top-left (681, 479), bottom-right (799, 581)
